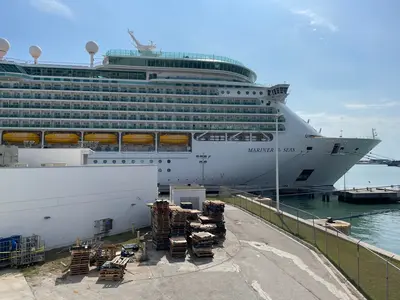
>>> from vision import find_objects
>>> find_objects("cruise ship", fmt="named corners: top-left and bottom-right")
top-left (0, 31), bottom-right (380, 192)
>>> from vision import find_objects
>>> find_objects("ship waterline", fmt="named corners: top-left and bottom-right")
top-left (0, 31), bottom-right (380, 192)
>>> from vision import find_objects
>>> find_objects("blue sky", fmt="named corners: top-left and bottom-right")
top-left (2, 0), bottom-right (399, 158)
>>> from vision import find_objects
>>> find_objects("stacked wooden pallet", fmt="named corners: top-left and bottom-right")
top-left (152, 200), bottom-right (170, 250)
top-left (187, 209), bottom-right (201, 221)
top-left (191, 232), bottom-right (214, 258)
top-left (170, 206), bottom-right (190, 237)
top-left (94, 244), bottom-right (117, 269)
top-left (70, 247), bottom-right (90, 276)
top-left (169, 237), bottom-right (187, 258)
top-left (186, 221), bottom-right (217, 236)
top-left (202, 200), bottom-right (226, 240)
top-left (98, 256), bottom-right (129, 281)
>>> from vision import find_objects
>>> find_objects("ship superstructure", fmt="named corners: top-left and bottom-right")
top-left (0, 31), bottom-right (380, 192)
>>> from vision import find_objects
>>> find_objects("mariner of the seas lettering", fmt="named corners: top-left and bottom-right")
top-left (248, 147), bottom-right (296, 153)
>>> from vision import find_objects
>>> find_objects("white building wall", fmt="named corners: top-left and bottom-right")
top-left (18, 148), bottom-right (93, 167)
top-left (170, 187), bottom-right (206, 210)
top-left (0, 164), bottom-right (157, 249)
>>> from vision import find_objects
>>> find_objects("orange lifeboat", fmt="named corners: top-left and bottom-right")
top-left (159, 134), bottom-right (189, 145)
top-left (2, 132), bottom-right (40, 144)
top-left (122, 134), bottom-right (154, 145)
top-left (84, 133), bottom-right (118, 144)
top-left (45, 133), bottom-right (80, 144)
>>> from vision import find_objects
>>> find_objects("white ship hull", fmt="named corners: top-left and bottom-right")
top-left (86, 102), bottom-right (380, 192)
top-left (88, 135), bottom-right (379, 192)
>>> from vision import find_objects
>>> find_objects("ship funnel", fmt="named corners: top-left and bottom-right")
top-left (0, 38), bottom-right (10, 60)
top-left (85, 41), bottom-right (99, 67)
top-left (29, 45), bottom-right (42, 64)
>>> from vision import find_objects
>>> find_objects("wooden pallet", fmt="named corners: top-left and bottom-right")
top-left (70, 266), bottom-right (89, 276)
top-left (194, 253), bottom-right (214, 258)
top-left (70, 271), bottom-right (89, 276)
top-left (98, 274), bottom-right (123, 281)
top-left (110, 256), bottom-right (130, 269)
top-left (99, 270), bottom-right (124, 275)
top-left (170, 253), bottom-right (186, 258)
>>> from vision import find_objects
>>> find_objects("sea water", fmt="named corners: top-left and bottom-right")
top-left (281, 165), bottom-right (400, 255)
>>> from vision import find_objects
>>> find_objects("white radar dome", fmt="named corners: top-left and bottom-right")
top-left (85, 41), bottom-right (99, 54)
top-left (0, 38), bottom-right (11, 59)
top-left (29, 45), bottom-right (42, 59)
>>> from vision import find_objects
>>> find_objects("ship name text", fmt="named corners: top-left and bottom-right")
top-left (248, 147), bottom-right (296, 153)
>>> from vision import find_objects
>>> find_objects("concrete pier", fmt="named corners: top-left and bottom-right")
top-left (4, 205), bottom-right (363, 300)
top-left (337, 187), bottom-right (400, 204)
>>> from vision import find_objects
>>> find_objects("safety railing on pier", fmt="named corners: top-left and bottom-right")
top-left (218, 186), bottom-right (400, 300)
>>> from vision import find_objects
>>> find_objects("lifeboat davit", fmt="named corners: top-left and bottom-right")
top-left (45, 133), bottom-right (80, 144)
top-left (84, 133), bottom-right (118, 144)
top-left (122, 134), bottom-right (154, 145)
top-left (159, 134), bottom-right (189, 145)
top-left (2, 132), bottom-right (40, 144)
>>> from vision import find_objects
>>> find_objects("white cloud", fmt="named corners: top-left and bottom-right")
top-left (30, 0), bottom-right (73, 20)
top-left (344, 101), bottom-right (399, 109)
top-left (292, 9), bottom-right (338, 32)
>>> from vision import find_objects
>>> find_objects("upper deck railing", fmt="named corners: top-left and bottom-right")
top-left (105, 49), bottom-right (245, 67)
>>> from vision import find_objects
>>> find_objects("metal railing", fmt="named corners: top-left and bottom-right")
top-left (218, 187), bottom-right (400, 300)
top-left (105, 49), bottom-right (245, 67)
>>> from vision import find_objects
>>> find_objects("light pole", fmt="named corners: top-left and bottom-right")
top-left (275, 114), bottom-right (280, 213)
top-left (198, 153), bottom-right (210, 186)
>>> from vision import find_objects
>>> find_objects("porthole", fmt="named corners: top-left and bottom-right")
top-left (253, 91), bottom-right (256, 95)
top-left (167, 159), bottom-right (171, 163)
top-left (122, 160), bottom-right (126, 164)
top-left (140, 160), bottom-right (144, 163)
top-left (246, 91), bottom-right (249, 95)
top-left (158, 168), bottom-right (162, 172)
top-left (221, 91), bottom-right (225, 94)
top-left (227, 91), bottom-right (230, 94)
top-left (131, 160), bottom-right (135, 163)
top-left (260, 91), bottom-right (263, 95)
top-left (237, 91), bottom-right (241, 95)
top-left (158, 159), bottom-right (162, 163)
top-left (93, 160), bottom-right (98, 164)
top-left (167, 168), bottom-right (171, 172)
top-left (103, 160), bottom-right (107, 163)
top-left (112, 160), bottom-right (116, 164)
top-left (150, 159), bottom-right (153, 163)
